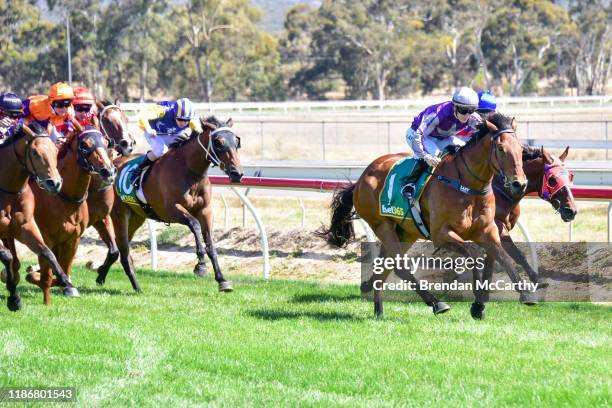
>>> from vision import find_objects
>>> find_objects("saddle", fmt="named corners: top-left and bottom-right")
top-left (115, 156), bottom-right (162, 221)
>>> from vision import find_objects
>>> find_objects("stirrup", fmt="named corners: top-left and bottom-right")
top-left (401, 183), bottom-right (417, 200)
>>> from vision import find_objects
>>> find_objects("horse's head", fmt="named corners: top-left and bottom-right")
top-left (483, 114), bottom-right (527, 198)
top-left (20, 122), bottom-right (63, 194)
top-left (75, 127), bottom-right (116, 184)
top-left (527, 146), bottom-right (576, 222)
top-left (200, 116), bottom-right (243, 183)
top-left (97, 99), bottom-right (135, 156)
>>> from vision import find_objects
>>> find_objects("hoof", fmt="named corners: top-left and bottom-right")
top-left (85, 260), bottom-right (95, 271)
top-left (26, 272), bottom-right (41, 285)
top-left (519, 291), bottom-right (538, 306)
top-left (360, 280), bottom-right (373, 294)
top-left (25, 264), bottom-right (39, 273)
top-left (219, 281), bottom-right (233, 292)
top-left (193, 263), bottom-right (208, 278)
top-left (470, 302), bottom-right (485, 320)
top-left (63, 286), bottom-right (81, 298)
top-left (7, 295), bottom-right (22, 312)
top-left (95, 276), bottom-right (105, 286)
top-left (432, 302), bottom-right (451, 315)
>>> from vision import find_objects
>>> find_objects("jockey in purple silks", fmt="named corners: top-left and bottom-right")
top-left (402, 87), bottom-right (482, 200)
top-left (0, 92), bottom-right (24, 141)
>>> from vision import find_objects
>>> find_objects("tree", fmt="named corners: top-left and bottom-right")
top-left (568, 0), bottom-right (611, 95)
top-left (481, 0), bottom-right (572, 96)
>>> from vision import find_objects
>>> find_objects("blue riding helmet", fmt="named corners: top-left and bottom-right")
top-left (477, 91), bottom-right (496, 112)
top-left (175, 98), bottom-right (194, 120)
top-left (0, 92), bottom-right (23, 114)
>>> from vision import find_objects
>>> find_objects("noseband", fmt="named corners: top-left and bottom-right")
top-left (196, 125), bottom-right (241, 167)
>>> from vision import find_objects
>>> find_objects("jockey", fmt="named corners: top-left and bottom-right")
top-left (0, 92), bottom-right (24, 140)
top-left (402, 86), bottom-right (482, 200)
top-left (132, 98), bottom-right (202, 181)
top-left (72, 86), bottom-right (99, 128)
top-left (477, 90), bottom-right (497, 120)
top-left (47, 82), bottom-right (76, 142)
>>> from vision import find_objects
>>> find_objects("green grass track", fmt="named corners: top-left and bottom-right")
top-left (0, 265), bottom-right (610, 407)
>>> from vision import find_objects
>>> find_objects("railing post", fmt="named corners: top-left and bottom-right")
top-left (569, 221), bottom-right (573, 242)
top-left (297, 197), bottom-right (305, 227)
top-left (321, 121), bottom-right (326, 161)
top-left (220, 193), bottom-right (229, 229)
top-left (259, 121), bottom-right (264, 159)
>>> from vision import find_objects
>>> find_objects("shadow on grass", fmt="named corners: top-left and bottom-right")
top-left (5, 285), bottom-right (126, 297)
top-left (291, 292), bottom-right (363, 304)
top-left (249, 308), bottom-right (364, 322)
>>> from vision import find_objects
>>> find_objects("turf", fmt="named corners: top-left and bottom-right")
top-left (0, 266), bottom-right (610, 407)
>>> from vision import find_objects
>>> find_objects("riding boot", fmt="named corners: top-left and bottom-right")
top-left (401, 158), bottom-right (430, 201)
top-left (130, 155), bottom-right (154, 186)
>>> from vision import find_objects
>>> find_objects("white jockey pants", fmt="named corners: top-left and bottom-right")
top-left (406, 128), bottom-right (466, 158)
top-left (144, 131), bottom-right (180, 160)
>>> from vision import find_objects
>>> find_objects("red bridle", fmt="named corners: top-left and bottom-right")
top-left (540, 158), bottom-right (574, 200)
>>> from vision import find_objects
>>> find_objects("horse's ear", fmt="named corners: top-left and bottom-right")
top-left (200, 117), bottom-right (216, 132)
top-left (114, 98), bottom-right (121, 107)
top-left (226, 118), bottom-right (233, 128)
top-left (485, 120), bottom-right (498, 132)
top-left (511, 117), bottom-right (517, 131)
top-left (95, 100), bottom-right (104, 111)
top-left (542, 146), bottom-right (554, 164)
top-left (559, 146), bottom-right (569, 162)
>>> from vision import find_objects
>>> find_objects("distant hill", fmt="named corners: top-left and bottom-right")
top-left (252, 0), bottom-right (321, 34)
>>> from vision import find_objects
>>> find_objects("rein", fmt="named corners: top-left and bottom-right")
top-left (196, 126), bottom-right (234, 167)
top-left (440, 128), bottom-right (515, 196)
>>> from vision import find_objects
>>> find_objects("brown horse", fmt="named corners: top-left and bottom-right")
top-left (0, 122), bottom-right (77, 310)
top-left (96, 116), bottom-right (243, 292)
top-left (10, 127), bottom-right (116, 304)
top-left (475, 145), bottom-right (578, 310)
top-left (85, 100), bottom-right (136, 285)
top-left (319, 113), bottom-right (529, 319)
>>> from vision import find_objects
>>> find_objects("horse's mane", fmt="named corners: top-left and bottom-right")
top-left (458, 113), bottom-right (514, 152)
top-left (0, 121), bottom-right (46, 150)
top-left (522, 145), bottom-right (542, 160)
top-left (98, 99), bottom-right (114, 107)
top-left (169, 116), bottom-right (224, 149)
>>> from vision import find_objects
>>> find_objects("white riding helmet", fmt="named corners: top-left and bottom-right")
top-left (452, 87), bottom-right (479, 109)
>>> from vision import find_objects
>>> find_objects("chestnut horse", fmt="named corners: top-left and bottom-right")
top-left (96, 116), bottom-right (243, 292)
top-left (9, 127), bottom-right (116, 304)
top-left (0, 122), bottom-right (77, 310)
top-left (85, 100), bottom-right (136, 284)
top-left (319, 113), bottom-right (529, 319)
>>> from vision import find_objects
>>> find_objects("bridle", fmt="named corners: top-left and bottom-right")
top-left (540, 159), bottom-right (574, 201)
top-left (11, 131), bottom-right (56, 193)
top-left (457, 128), bottom-right (516, 188)
top-left (196, 125), bottom-right (241, 167)
top-left (75, 129), bottom-right (111, 175)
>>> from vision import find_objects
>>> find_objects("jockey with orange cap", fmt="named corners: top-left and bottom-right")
top-left (47, 82), bottom-right (77, 142)
top-left (72, 86), bottom-right (99, 128)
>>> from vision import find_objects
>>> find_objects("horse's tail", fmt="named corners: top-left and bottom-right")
top-left (316, 183), bottom-right (356, 248)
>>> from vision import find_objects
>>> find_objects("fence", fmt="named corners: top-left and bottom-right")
top-left (146, 176), bottom-right (612, 279)
top-left (120, 95), bottom-right (612, 115)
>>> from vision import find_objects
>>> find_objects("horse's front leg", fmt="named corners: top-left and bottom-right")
top-left (499, 223), bottom-right (547, 288)
top-left (112, 204), bottom-right (142, 292)
top-left (197, 205), bottom-right (233, 292)
top-left (476, 226), bottom-right (538, 306)
top-left (0, 240), bottom-right (21, 311)
top-left (15, 222), bottom-right (77, 295)
top-left (171, 203), bottom-right (209, 279)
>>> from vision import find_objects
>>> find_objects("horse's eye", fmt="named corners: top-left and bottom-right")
top-left (497, 145), bottom-right (504, 153)
top-left (548, 176), bottom-right (558, 187)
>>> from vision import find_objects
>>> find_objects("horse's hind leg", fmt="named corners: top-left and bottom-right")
top-left (371, 221), bottom-right (447, 317)
top-left (0, 241), bottom-right (21, 311)
top-left (170, 204), bottom-right (209, 280)
top-left (112, 204), bottom-right (142, 292)
top-left (92, 216), bottom-right (120, 286)
top-left (54, 240), bottom-right (81, 298)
